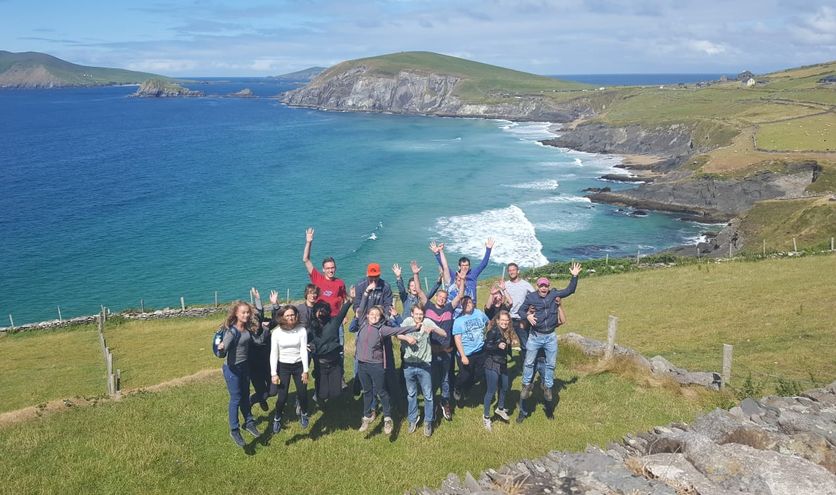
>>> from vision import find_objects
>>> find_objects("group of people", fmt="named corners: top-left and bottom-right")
top-left (217, 228), bottom-right (582, 447)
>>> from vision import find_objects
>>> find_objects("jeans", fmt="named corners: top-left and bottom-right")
top-left (274, 361), bottom-right (308, 419)
top-left (522, 331), bottom-right (558, 389)
top-left (223, 362), bottom-right (253, 430)
top-left (431, 351), bottom-right (452, 404)
top-left (483, 368), bottom-right (509, 417)
top-left (357, 361), bottom-right (392, 418)
top-left (455, 350), bottom-right (485, 397)
top-left (404, 364), bottom-right (433, 424)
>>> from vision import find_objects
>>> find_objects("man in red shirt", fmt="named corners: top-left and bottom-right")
top-left (302, 227), bottom-right (348, 389)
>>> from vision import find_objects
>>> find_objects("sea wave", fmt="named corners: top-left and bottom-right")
top-left (506, 179), bottom-right (560, 191)
top-left (434, 205), bottom-right (548, 268)
top-left (524, 195), bottom-right (592, 206)
top-left (497, 121), bottom-right (557, 142)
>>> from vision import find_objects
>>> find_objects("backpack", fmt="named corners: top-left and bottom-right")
top-left (212, 326), bottom-right (240, 358)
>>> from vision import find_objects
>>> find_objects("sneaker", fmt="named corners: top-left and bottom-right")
top-left (230, 429), bottom-right (245, 447)
top-left (369, 410), bottom-right (377, 423)
top-left (442, 403), bottom-right (452, 421)
top-left (358, 416), bottom-right (373, 433)
top-left (300, 413), bottom-right (309, 429)
top-left (516, 412), bottom-right (527, 424)
top-left (483, 416), bottom-right (492, 432)
top-left (295, 399), bottom-right (302, 417)
top-left (383, 417), bottom-right (394, 435)
top-left (272, 416), bottom-right (282, 434)
top-left (243, 421), bottom-right (261, 438)
top-left (407, 421), bottom-right (418, 434)
top-left (424, 422), bottom-right (433, 437)
top-left (543, 385), bottom-right (553, 402)
top-left (520, 383), bottom-right (533, 400)
top-left (494, 408), bottom-right (510, 421)
top-left (453, 388), bottom-right (462, 402)
top-left (259, 401), bottom-right (269, 412)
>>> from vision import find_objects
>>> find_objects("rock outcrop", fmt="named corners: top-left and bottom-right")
top-left (281, 65), bottom-right (594, 121)
top-left (544, 122), bottom-right (697, 159)
top-left (229, 88), bottom-right (254, 97)
top-left (133, 79), bottom-right (203, 97)
top-left (417, 381), bottom-right (836, 494)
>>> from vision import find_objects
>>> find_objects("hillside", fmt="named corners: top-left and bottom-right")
top-left (269, 66), bottom-right (326, 81)
top-left (282, 51), bottom-right (593, 121)
top-left (284, 52), bottom-right (835, 252)
top-left (0, 51), bottom-right (168, 88)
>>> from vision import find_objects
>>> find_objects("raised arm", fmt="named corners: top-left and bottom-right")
top-left (355, 282), bottom-right (375, 321)
top-left (410, 260), bottom-right (427, 306)
top-left (251, 287), bottom-right (265, 323)
top-left (393, 263), bottom-right (407, 303)
top-left (471, 237), bottom-right (494, 278)
top-left (425, 270), bottom-right (443, 301)
top-left (553, 263), bottom-right (582, 298)
top-left (430, 241), bottom-right (452, 285)
top-left (498, 278), bottom-right (513, 306)
top-left (449, 268), bottom-right (467, 308)
top-left (302, 228), bottom-right (315, 275)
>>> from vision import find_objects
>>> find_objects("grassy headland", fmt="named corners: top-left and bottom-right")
top-left (0, 50), bottom-right (169, 88)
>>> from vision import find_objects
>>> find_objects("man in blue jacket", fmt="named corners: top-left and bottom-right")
top-left (433, 238), bottom-right (494, 306)
top-left (519, 262), bottom-right (582, 403)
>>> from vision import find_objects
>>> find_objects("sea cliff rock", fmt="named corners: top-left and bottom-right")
top-left (543, 122), bottom-right (697, 159)
top-left (229, 88), bottom-right (254, 97)
top-left (415, 382), bottom-right (836, 494)
top-left (281, 65), bottom-right (594, 121)
top-left (133, 79), bottom-right (203, 97)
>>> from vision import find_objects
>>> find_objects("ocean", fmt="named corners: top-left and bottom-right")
top-left (0, 78), bottom-right (715, 324)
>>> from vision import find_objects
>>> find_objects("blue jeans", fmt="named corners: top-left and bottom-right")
top-left (522, 331), bottom-right (557, 389)
top-left (431, 351), bottom-right (451, 404)
top-left (483, 368), bottom-right (509, 417)
top-left (223, 363), bottom-right (253, 430)
top-left (404, 364), bottom-right (433, 424)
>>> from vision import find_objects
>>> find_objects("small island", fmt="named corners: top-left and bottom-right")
top-left (132, 79), bottom-right (203, 97)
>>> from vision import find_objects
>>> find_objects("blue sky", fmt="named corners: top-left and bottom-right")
top-left (2, 0), bottom-right (834, 76)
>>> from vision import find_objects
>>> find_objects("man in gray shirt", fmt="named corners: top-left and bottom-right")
top-left (504, 262), bottom-right (535, 350)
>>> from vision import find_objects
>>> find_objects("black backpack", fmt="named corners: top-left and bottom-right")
top-left (212, 326), bottom-right (240, 358)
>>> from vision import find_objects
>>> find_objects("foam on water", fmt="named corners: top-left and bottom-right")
top-left (497, 121), bottom-right (557, 142)
top-left (434, 205), bottom-right (548, 268)
top-left (506, 179), bottom-right (560, 191)
top-left (524, 195), bottom-right (592, 206)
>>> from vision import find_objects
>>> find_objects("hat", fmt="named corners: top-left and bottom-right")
top-left (536, 277), bottom-right (550, 287)
top-left (366, 263), bottom-right (381, 276)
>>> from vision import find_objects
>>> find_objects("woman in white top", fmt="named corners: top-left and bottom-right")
top-left (270, 305), bottom-right (310, 434)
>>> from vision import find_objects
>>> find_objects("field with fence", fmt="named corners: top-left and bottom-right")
top-left (0, 253), bottom-right (834, 493)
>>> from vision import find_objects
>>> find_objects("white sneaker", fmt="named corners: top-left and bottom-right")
top-left (494, 408), bottom-right (510, 421)
top-left (358, 416), bottom-right (373, 433)
top-left (383, 417), bottom-right (394, 435)
top-left (483, 416), bottom-right (492, 432)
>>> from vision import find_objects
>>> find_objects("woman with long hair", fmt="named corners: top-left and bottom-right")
top-left (308, 293), bottom-right (353, 406)
top-left (270, 305), bottom-right (310, 434)
top-left (217, 300), bottom-right (266, 447)
top-left (482, 309), bottom-right (513, 431)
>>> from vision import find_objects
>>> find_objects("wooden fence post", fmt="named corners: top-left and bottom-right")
top-left (763, 239), bottom-right (766, 257)
top-left (831, 237), bottom-right (834, 252)
top-left (605, 253), bottom-right (609, 266)
top-left (8, 314), bottom-right (14, 329)
top-left (57, 306), bottom-right (62, 322)
top-left (140, 298), bottom-right (144, 313)
top-left (635, 249), bottom-right (640, 265)
top-left (286, 288), bottom-right (290, 304)
top-left (214, 291), bottom-right (218, 308)
top-left (180, 296), bottom-right (186, 311)
top-left (729, 242), bottom-right (733, 258)
top-left (722, 344), bottom-right (733, 388)
top-left (792, 237), bottom-right (798, 254)
top-left (605, 315), bottom-right (618, 359)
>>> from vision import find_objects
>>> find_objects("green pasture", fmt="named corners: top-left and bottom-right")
top-left (756, 112), bottom-right (836, 151)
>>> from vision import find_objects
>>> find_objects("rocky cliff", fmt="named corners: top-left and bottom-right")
top-left (418, 381), bottom-right (836, 494)
top-left (281, 65), bottom-right (594, 121)
top-left (544, 122), bottom-right (697, 158)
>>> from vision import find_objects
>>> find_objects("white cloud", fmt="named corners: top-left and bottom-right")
top-left (688, 39), bottom-right (727, 55)
top-left (793, 6), bottom-right (836, 45)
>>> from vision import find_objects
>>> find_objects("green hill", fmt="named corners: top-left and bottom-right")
top-left (0, 51), bottom-right (169, 88)
top-left (320, 51), bottom-right (591, 100)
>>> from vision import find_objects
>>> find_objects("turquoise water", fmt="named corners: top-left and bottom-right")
top-left (0, 80), bottom-right (711, 324)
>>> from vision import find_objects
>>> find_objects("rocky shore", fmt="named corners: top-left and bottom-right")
top-left (132, 79), bottom-right (203, 97)
top-left (416, 381), bottom-right (836, 494)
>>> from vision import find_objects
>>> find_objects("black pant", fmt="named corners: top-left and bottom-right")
top-left (455, 350), bottom-right (485, 398)
top-left (358, 361), bottom-right (392, 418)
top-left (249, 352), bottom-right (273, 405)
top-left (274, 361), bottom-right (307, 419)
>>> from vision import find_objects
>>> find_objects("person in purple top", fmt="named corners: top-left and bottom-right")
top-left (518, 262), bottom-right (582, 405)
top-left (432, 238), bottom-right (494, 305)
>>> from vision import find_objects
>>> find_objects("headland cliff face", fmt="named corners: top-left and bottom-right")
top-left (281, 66), bottom-right (594, 121)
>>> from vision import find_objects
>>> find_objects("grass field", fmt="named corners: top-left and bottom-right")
top-left (756, 112), bottom-right (836, 151)
top-left (0, 323), bottom-right (103, 413)
top-left (736, 197), bottom-right (836, 254)
top-left (1, 255), bottom-right (834, 492)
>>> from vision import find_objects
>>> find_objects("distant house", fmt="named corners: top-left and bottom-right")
top-left (737, 70), bottom-right (754, 81)
top-left (819, 75), bottom-right (836, 84)
top-left (719, 75), bottom-right (728, 82)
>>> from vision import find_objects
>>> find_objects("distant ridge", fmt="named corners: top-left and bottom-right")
top-left (269, 66), bottom-right (326, 82)
top-left (0, 51), bottom-right (169, 88)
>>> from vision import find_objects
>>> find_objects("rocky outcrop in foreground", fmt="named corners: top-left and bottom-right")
top-left (417, 381), bottom-right (836, 494)
top-left (281, 65), bottom-right (594, 121)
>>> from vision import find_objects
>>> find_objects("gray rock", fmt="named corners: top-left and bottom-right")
top-left (641, 453), bottom-right (729, 495)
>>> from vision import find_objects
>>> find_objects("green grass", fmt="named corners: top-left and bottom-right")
top-left (756, 112), bottom-right (836, 151)
top-left (556, 255), bottom-right (836, 387)
top-left (0, 50), bottom-right (167, 86)
top-left (0, 323), bottom-right (104, 412)
top-left (737, 197), bottom-right (836, 253)
top-left (0, 347), bottom-right (719, 494)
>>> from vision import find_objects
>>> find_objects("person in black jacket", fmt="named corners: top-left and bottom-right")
top-left (482, 309), bottom-right (513, 431)
top-left (308, 297), bottom-right (353, 405)
top-left (250, 288), bottom-right (279, 412)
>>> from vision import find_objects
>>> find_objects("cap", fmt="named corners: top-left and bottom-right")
top-left (536, 277), bottom-right (549, 287)
top-left (367, 263), bottom-right (381, 276)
